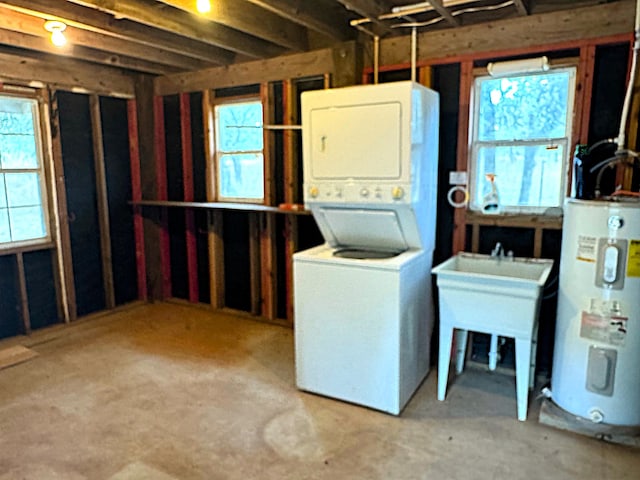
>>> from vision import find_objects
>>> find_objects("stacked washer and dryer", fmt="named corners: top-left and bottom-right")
top-left (293, 81), bottom-right (440, 415)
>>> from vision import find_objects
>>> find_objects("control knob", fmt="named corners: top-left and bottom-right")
top-left (392, 186), bottom-right (405, 199)
top-left (309, 186), bottom-right (319, 198)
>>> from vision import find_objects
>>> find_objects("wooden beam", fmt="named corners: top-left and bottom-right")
top-left (331, 41), bottom-right (362, 87)
top-left (65, 0), bottom-right (284, 59)
top-left (179, 93), bottom-right (199, 304)
top-left (89, 94), bottom-right (116, 310)
top-left (48, 88), bottom-right (77, 321)
top-left (156, 0), bottom-right (308, 51)
top-left (0, 7), bottom-right (212, 72)
top-left (126, 98), bottom-right (147, 301)
top-left (245, 0), bottom-right (354, 41)
top-left (379, 1), bottom-right (635, 66)
top-left (249, 213), bottom-right (261, 316)
top-left (337, 0), bottom-right (393, 35)
top-left (429, 0), bottom-right (460, 27)
top-left (512, 0), bottom-right (530, 16)
top-left (15, 252), bottom-right (31, 335)
top-left (283, 79), bottom-right (298, 324)
top-left (260, 83), bottom-right (277, 321)
top-left (153, 95), bottom-right (172, 299)
top-left (0, 52), bottom-right (134, 98)
top-left (202, 89), bottom-right (225, 309)
top-left (155, 46), bottom-right (336, 95)
top-left (0, 28), bottom-right (179, 75)
top-left (452, 60), bottom-right (473, 255)
top-left (0, 0), bottom-right (235, 65)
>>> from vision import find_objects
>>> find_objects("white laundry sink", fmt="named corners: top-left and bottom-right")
top-left (432, 252), bottom-right (554, 421)
top-left (431, 252), bottom-right (553, 340)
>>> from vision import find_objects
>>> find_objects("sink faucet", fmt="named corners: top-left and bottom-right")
top-left (491, 242), bottom-right (504, 258)
top-left (491, 242), bottom-right (514, 260)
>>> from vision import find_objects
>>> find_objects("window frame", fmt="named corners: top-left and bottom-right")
top-left (212, 94), bottom-right (266, 204)
top-left (468, 60), bottom-right (578, 215)
top-left (0, 89), bottom-right (52, 250)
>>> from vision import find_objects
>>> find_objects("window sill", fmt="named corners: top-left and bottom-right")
top-left (0, 241), bottom-right (55, 257)
top-left (465, 210), bottom-right (563, 230)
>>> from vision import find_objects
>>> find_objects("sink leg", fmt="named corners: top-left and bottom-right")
top-left (529, 323), bottom-right (539, 390)
top-left (515, 337), bottom-right (532, 421)
top-left (488, 334), bottom-right (499, 371)
top-left (455, 329), bottom-right (468, 374)
top-left (438, 325), bottom-right (454, 401)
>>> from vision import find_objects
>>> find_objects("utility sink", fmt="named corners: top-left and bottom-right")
top-left (431, 252), bottom-right (554, 421)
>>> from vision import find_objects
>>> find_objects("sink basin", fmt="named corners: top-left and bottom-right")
top-left (432, 252), bottom-right (553, 290)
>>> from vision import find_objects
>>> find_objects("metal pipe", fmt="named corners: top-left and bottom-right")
top-left (374, 35), bottom-right (380, 84)
top-left (411, 26), bottom-right (417, 82)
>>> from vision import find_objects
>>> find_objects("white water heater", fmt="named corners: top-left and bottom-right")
top-left (552, 199), bottom-right (640, 426)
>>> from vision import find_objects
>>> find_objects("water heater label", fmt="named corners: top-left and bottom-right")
top-left (627, 240), bottom-right (640, 277)
top-left (576, 235), bottom-right (597, 262)
top-left (580, 312), bottom-right (628, 347)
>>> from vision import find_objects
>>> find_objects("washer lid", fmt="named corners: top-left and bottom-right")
top-left (317, 208), bottom-right (408, 251)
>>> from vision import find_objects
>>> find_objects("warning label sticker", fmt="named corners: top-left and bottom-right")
top-left (577, 235), bottom-right (597, 262)
top-left (627, 240), bottom-right (640, 277)
top-left (580, 311), bottom-right (628, 347)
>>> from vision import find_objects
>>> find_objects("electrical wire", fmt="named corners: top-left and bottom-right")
top-left (392, 0), bottom-right (515, 29)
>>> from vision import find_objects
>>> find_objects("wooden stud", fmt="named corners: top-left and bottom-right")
top-left (282, 79), bottom-right (298, 324)
top-left (15, 252), bottom-right (31, 335)
top-left (48, 88), bottom-right (77, 322)
top-left (471, 224), bottom-right (480, 254)
top-left (249, 213), bottom-right (261, 316)
top-left (202, 89), bottom-right (225, 309)
top-left (452, 60), bottom-right (473, 255)
top-left (533, 228), bottom-right (544, 259)
top-left (90, 94), bottom-right (116, 310)
top-left (179, 93), bottom-right (199, 303)
top-left (259, 82), bottom-right (277, 320)
top-left (153, 95), bottom-right (172, 299)
top-left (127, 98), bottom-right (148, 301)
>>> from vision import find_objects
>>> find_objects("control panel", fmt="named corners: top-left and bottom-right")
top-left (305, 183), bottom-right (411, 204)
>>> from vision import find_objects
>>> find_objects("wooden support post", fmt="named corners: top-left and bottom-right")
top-left (179, 93), bottom-right (199, 303)
top-left (249, 212), bottom-right (261, 316)
top-left (471, 224), bottom-right (480, 253)
top-left (15, 252), bottom-right (31, 335)
top-left (202, 89), bottom-right (225, 309)
top-left (127, 99), bottom-right (148, 301)
top-left (89, 94), bottom-right (116, 310)
top-left (153, 95), bottom-right (172, 299)
top-left (260, 83), bottom-right (277, 320)
top-left (283, 79), bottom-right (298, 324)
top-left (331, 41), bottom-right (361, 88)
top-left (533, 228), bottom-right (544, 258)
top-left (452, 61), bottom-right (474, 254)
top-left (48, 88), bottom-right (76, 322)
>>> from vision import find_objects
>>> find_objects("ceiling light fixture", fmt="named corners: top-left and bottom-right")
top-left (196, 0), bottom-right (211, 13)
top-left (44, 20), bottom-right (68, 47)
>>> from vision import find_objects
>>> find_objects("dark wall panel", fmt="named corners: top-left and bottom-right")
top-left (432, 63), bottom-right (461, 266)
top-left (24, 250), bottom-right (59, 330)
top-left (0, 256), bottom-right (21, 338)
top-left (101, 96), bottom-right (137, 306)
top-left (223, 211), bottom-right (251, 312)
top-left (164, 95), bottom-right (188, 300)
top-left (58, 91), bottom-right (105, 317)
top-left (190, 93), bottom-right (210, 304)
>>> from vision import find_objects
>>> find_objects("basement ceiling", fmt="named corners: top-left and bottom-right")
top-left (0, 0), bottom-right (623, 76)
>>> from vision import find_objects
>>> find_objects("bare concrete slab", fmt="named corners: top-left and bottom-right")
top-left (0, 302), bottom-right (637, 480)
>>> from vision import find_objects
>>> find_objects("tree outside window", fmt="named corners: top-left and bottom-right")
top-left (214, 100), bottom-right (264, 202)
top-left (0, 95), bottom-right (48, 247)
top-left (470, 66), bottom-right (576, 213)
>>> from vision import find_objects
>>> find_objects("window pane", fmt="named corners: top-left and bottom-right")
top-left (0, 174), bottom-right (6, 208)
top-left (5, 172), bottom-right (42, 207)
top-left (477, 72), bottom-right (571, 142)
top-left (8, 206), bottom-right (46, 242)
top-left (216, 102), bottom-right (263, 152)
top-left (0, 98), bottom-right (39, 169)
top-left (218, 153), bottom-right (264, 199)
top-left (474, 144), bottom-right (565, 208)
top-left (0, 208), bottom-right (9, 243)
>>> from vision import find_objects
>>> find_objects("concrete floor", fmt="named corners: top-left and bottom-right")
top-left (0, 302), bottom-right (637, 480)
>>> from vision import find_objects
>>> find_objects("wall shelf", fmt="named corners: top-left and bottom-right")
top-left (130, 200), bottom-right (311, 216)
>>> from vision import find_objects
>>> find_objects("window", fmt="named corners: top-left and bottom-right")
top-left (0, 94), bottom-right (48, 247)
top-left (469, 65), bottom-right (576, 213)
top-left (214, 99), bottom-right (264, 202)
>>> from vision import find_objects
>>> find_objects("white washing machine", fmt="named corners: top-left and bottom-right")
top-left (294, 81), bottom-right (440, 414)
top-left (295, 245), bottom-right (433, 414)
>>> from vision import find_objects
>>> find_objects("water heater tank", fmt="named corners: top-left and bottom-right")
top-left (552, 199), bottom-right (640, 426)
